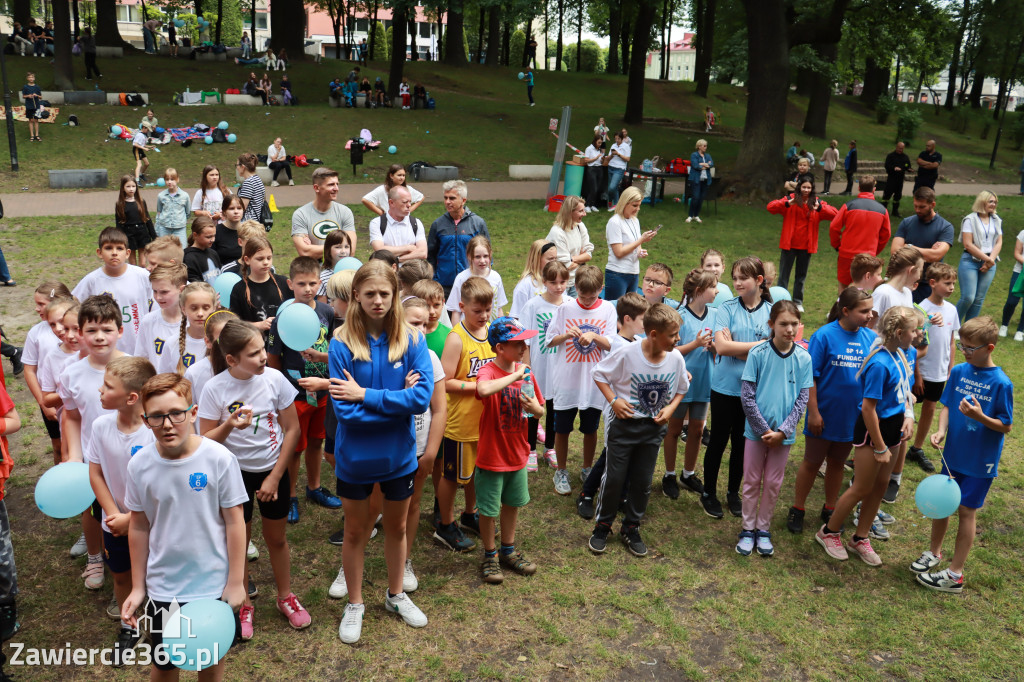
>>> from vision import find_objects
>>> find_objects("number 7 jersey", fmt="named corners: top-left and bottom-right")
top-left (72, 264), bottom-right (153, 354)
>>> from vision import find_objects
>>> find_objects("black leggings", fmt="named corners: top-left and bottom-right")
top-left (269, 160), bottom-right (292, 181)
top-left (704, 390), bottom-right (746, 498)
top-left (527, 399), bottom-right (555, 451)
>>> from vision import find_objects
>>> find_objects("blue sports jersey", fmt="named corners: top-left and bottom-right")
top-left (678, 304), bottom-right (715, 403)
top-left (804, 321), bottom-right (876, 441)
top-left (939, 363), bottom-right (1013, 478)
top-left (741, 341), bottom-right (813, 445)
top-left (857, 348), bottom-right (911, 419)
top-left (711, 297), bottom-right (771, 396)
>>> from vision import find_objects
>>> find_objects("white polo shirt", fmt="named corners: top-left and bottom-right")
top-left (368, 212), bottom-right (426, 247)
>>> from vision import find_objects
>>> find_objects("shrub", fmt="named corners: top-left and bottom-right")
top-left (510, 29), bottom-right (525, 67)
top-left (895, 105), bottom-right (923, 143)
top-left (1009, 112), bottom-right (1024, 150)
top-left (875, 96), bottom-right (897, 125)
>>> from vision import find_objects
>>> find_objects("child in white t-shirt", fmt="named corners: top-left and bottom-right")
top-left (198, 318), bottom-right (308, 640)
top-left (21, 281), bottom-right (73, 464)
top-left (134, 264), bottom-right (187, 373)
top-left (86, 357), bottom-right (156, 663)
top-left (446, 235), bottom-right (507, 326)
top-left (871, 247), bottom-right (925, 327)
top-left (31, 295), bottom-right (75, 462)
top-left (38, 300), bottom-right (82, 464)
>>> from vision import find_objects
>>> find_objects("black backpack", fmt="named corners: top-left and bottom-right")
top-left (211, 128), bottom-right (227, 143)
top-left (125, 93), bottom-right (145, 106)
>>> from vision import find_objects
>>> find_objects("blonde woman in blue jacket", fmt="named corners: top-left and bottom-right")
top-left (687, 139), bottom-right (714, 223)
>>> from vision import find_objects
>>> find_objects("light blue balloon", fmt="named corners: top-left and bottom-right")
top-left (334, 256), bottom-right (362, 273)
top-left (204, 135), bottom-right (213, 145)
top-left (709, 290), bottom-right (731, 308)
top-left (388, 145), bottom-right (397, 154)
top-left (213, 272), bottom-right (241, 304)
top-left (277, 303), bottom-right (321, 351)
top-left (218, 121), bottom-right (229, 130)
top-left (227, 133), bottom-right (237, 143)
top-left (163, 599), bottom-right (235, 671)
top-left (111, 125), bottom-right (123, 135)
top-left (769, 286), bottom-right (792, 302)
top-left (275, 298), bottom-right (294, 317)
top-left (517, 72), bottom-right (524, 80)
top-left (915, 474), bottom-right (962, 519)
top-left (35, 462), bottom-right (95, 519)
top-left (156, 177), bottom-right (166, 187)
top-left (175, 19), bottom-right (185, 28)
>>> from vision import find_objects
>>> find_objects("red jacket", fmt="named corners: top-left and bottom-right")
top-left (766, 194), bottom-right (838, 254)
top-left (829, 192), bottom-right (891, 259)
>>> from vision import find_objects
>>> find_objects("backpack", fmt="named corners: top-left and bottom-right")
top-left (125, 93), bottom-right (145, 106)
top-left (211, 128), bottom-right (227, 143)
top-left (295, 154), bottom-right (309, 167)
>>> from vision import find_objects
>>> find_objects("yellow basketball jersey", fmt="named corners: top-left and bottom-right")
top-left (444, 322), bottom-right (496, 441)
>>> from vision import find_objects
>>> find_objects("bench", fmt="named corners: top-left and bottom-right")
top-left (414, 166), bottom-right (459, 182)
top-left (94, 46), bottom-right (124, 58)
top-left (196, 51), bottom-right (228, 62)
top-left (63, 91), bottom-right (106, 105)
top-left (106, 93), bottom-right (150, 105)
top-left (49, 169), bottom-right (108, 189)
top-left (223, 93), bottom-right (262, 106)
top-left (236, 166), bottom-right (273, 185)
top-left (19, 90), bottom-right (64, 105)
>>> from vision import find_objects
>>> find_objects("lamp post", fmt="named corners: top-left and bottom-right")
top-left (0, 39), bottom-right (19, 172)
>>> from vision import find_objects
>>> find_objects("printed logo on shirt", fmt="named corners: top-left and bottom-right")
top-left (311, 219), bottom-right (340, 242)
top-left (182, 353), bottom-right (197, 368)
top-left (467, 357), bottom-right (493, 379)
top-left (564, 320), bottom-right (606, 363)
top-left (153, 337), bottom-right (166, 355)
top-left (228, 401), bottom-right (245, 414)
top-left (130, 445), bottom-right (144, 458)
top-left (632, 374), bottom-right (675, 416)
top-left (189, 472), bottom-right (208, 492)
top-left (393, 361), bottom-right (402, 369)
top-left (498, 385), bottom-right (523, 432)
top-left (537, 312), bottom-right (556, 355)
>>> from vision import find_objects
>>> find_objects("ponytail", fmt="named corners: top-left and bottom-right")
top-left (827, 286), bottom-right (872, 324)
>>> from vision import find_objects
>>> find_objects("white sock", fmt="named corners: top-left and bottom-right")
top-left (88, 552), bottom-right (102, 564)
top-left (664, 470), bottom-right (676, 477)
top-left (946, 569), bottom-right (962, 579)
top-left (891, 472), bottom-right (902, 484)
top-left (683, 470), bottom-right (696, 478)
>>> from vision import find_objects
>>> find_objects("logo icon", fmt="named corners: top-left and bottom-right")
top-left (134, 598), bottom-right (194, 639)
top-left (130, 445), bottom-right (144, 458)
top-left (189, 473), bottom-right (209, 492)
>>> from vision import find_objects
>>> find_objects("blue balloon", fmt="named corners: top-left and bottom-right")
top-left (388, 145), bottom-right (397, 154)
top-left (213, 272), bottom-right (241, 304)
top-left (709, 290), bottom-right (731, 308)
top-left (275, 299), bottom-right (294, 317)
top-left (111, 125), bottom-right (123, 136)
top-left (227, 133), bottom-right (237, 143)
top-left (517, 72), bottom-right (524, 80)
top-left (156, 177), bottom-right (166, 187)
top-left (218, 121), bottom-right (229, 130)
top-left (334, 256), bottom-right (362, 273)
top-left (277, 302), bottom-right (321, 351)
top-left (915, 474), bottom-right (962, 519)
top-left (162, 599), bottom-right (235, 671)
top-left (769, 286), bottom-right (792, 302)
top-left (35, 462), bottom-right (95, 519)
top-left (175, 19), bottom-right (185, 28)
top-left (204, 135), bottom-right (214, 145)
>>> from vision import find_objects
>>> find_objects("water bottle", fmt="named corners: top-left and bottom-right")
top-left (521, 367), bottom-right (534, 399)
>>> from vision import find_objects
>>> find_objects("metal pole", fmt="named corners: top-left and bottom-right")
top-left (0, 41), bottom-right (19, 172)
top-left (547, 105), bottom-right (571, 203)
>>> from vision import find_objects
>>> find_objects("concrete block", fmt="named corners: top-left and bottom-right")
top-left (223, 93), bottom-right (262, 106)
top-left (416, 165), bottom-right (459, 182)
top-left (509, 164), bottom-right (552, 180)
top-left (94, 46), bottom-right (124, 58)
top-left (236, 167), bottom-right (273, 185)
top-left (106, 93), bottom-right (149, 105)
top-left (64, 91), bottom-right (107, 105)
top-left (49, 169), bottom-right (108, 189)
top-left (19, 91), bottom-right (64, 105)
top-left (196, 51), bottom-right (227, 61)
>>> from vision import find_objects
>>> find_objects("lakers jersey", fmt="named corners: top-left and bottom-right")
top-left (444, 322), bottom-right (496, 441)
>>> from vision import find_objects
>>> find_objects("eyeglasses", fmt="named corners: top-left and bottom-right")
top-left (143, 408), bottom-right (193, 428)
top-left (643, 277), bottom-right (669, 288)
top-left (956, 341), bottom-right (985, 355)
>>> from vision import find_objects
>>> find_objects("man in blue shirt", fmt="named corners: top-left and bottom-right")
top-left (891, 186), bottom-right (954, 303)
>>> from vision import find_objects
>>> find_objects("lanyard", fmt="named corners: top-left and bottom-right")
top-left (883, 347), bottom-right (911, 410)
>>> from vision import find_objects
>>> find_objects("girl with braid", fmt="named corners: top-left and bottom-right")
top-left (228, 235), bottom-right (292, 339)
top-left (176, 282), bottom-right (217, 373)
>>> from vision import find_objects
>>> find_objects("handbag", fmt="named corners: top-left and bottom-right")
top-left (260, 198), bottom-right (274, 232)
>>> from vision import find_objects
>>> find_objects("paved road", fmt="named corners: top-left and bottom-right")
top-left (0, 180), bottom-right (1020, 219)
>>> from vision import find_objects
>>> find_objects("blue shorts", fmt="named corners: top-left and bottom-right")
top-left (940, 463), bottom-right (993, 509)
top-left (553, 407), bottom-right (602, 435)
top-left (102, 530), bottom-right (131, 574)
top-left (336, 470), bottom-right (415, 502)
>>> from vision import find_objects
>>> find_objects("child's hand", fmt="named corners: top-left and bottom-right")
top-left (121, 588), bottom-right (146, 628)
top-left (930, 430), bottom-right (946, 449)
top-left (256, 317), bottom-right (275, 331)
top-left (807, 410), bottom-right (824, 436)
top-left (930, 312), bottom-right (944, 327)
top-left (42, 405), bottom-right (58, 421)
top-left (566, 325), bottom-right (583, 338)
top-left (334, 369), bottom-right (367, 402)
top-left (913, 376), bottom-right (924, 396)
top-left (297, 377), bottom-right (329, 392)
top-left (718, 328), bottom-right (732, 343)
top-left (697, 328), bottom-right (713, 348)
top-left (222, 581), bottom-right (246, 611)
top-left (404, 370), bottom-right (421, 388)
top-left (761, 431), bottom-right (784, 447)
top-left (873, 448), bottom-right (892, 464)
top-left (578, 331), bottom-right (597, 346)
top-left (300, 349), bottom-right (327, 364)
top-left (256, 473), bottom-right (280, 502)
top-left (611, 397), bottom-right (635, 420)
top-left (106, 512), bottom-right (130, 537)
top-left (229, 405), bottom-right (253, 430)
top-left (959, 395), bottom-right (985, 421)
top-left (654, 404), bottom-right (673, 424)
top-left (901, 416), bottom-right (915, 441)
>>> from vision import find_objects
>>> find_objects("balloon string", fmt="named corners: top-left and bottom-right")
top-left (936, 447), bottom-right (953, 479)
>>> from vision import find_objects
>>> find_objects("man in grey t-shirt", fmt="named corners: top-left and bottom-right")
top-left (291, 167), bottom-right (357, 260)
top-left (891, 186), bottom-right (954, 303)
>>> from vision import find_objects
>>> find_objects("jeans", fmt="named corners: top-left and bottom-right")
top-left (155, 227), bottom-right (187, 246)
top-left (527, 85), bottom-right (534, 104)
top-left (85, 52), bottom-right (100, 78)
top-left (823, 170), bottom-right (833, 193)
top-left (1001, 271), bottom-right (1024, 332)
top-left (689, 180), bottom-right (708, 218)
top-left (143, 28), bottom-right (155, 53)
top-left (0, 246), bottom-right (10, 282)
top-left (778, 248), bottom-right (812, 304)
top-left (956, 252), bottom-right (997, 322)
top-left (242, 44), bottom-right (251, 59)
top-left (603, 270), bottom-right (637, 301)
top-left (607, 167), bottom-right (625, 206)
top-left (583, 166), bottom-right (603, 208)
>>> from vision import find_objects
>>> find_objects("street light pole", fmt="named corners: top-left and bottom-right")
top-left (0, 41), bottom-right (19, 172)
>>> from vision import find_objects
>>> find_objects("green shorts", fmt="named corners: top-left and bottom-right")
top-left (474, 467), bottom-right (530, 518)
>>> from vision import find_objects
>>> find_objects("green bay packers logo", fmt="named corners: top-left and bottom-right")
top-left (311, 219), bottom-right (339, 242)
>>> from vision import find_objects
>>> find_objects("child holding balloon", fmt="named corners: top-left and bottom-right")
top-left (267, 257), bottom-right (340, 524)
top-left (228, 235), bottom-right (292, 339)
top-left (913, 316), bottom-right (1013, 593)
top-left (318, 229), bottom-right (354, 299)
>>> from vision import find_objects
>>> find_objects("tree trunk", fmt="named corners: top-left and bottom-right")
top-left (915, 71), bottom-right (926, 105)
top-left (12, 0), bottom-right (30, 27)
top-left (438, 12), bottom-right (444, 61)
top-left (216, 0), bottom-right (224, 45)
top-left (624, 0), bottom-right (657, 124)
top-left (332, 5), bottom-right (343, 60)
top-left (620, 9), bottom-right (631, 75)
top-left (860, 56), bottom-right (888, 105)
top-left (521, 18), bottom-right (532, 67)
top-left (485, 5), bottom-right (500, 66)
top-left (389, 3), bottom-right (407, 99)
top-left (556, 0), bottom-right (564, 71)
top-left (410, 16), bottom-right (419, 62)
top-left (72, 0), bottom-right (80, 38)
top-left (945, 0), bottom-right (969, 110)
top-left (893, 55), bottom-right (901, 100)
top-left (608, 1), bottom-right (621, 75)
top-left (664, 0), bottom-right (673, 80)
top-left (577, 2), bottom-right (583, 72)
top-left (502, 20), bottom-right (510, 66)
top-left (659, 0), bottom-right (669, 79)
top-left (251, 0), bottom-right (258, 54)
top-left (95, 0), bottom-right (127, 47)
top-left (802, 43), bottom-right (837, 137)
top-left (270, 0), bottom-right (305, 55)
top-left (52, 0), bottom-right (75, 90)
top-left (445, 1), bottom-right (467, 66)
top-left (369, 0), bottom-right (379, 61)
top-left (693, 0), bottom-right (715, 97)
top-left (477, 7), bottom-right (484, 63)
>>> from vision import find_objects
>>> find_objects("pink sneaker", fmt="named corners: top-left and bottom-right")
top-left (526, 451), bottom-right (538, 472)
top-left (543, 449), bottom-right (557, 468)
top-left (847, 537), bottom-right (882, 566)
top-left (537, 426), bottom-right (547, 443)
top-left (815, 526), bottom-right (848, 561)
top-left (276, 593), bottom-right (312, 629)
top-left (239, 604), bottom-right (254, 640)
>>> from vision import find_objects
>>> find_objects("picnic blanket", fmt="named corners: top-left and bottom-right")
top-left (110, 124), bottom-right (172, 145)
top-left (168, 125), bottom-right (213, 143)
top-left (0, 106), bottom-right (60, 123)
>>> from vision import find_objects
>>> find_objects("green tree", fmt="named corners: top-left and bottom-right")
top-left (510, 28), bottom-right (526, 66)
top-left (563, 40), bottom-right (605, 72)
top-left (373, 20), bottom-right (389, 59)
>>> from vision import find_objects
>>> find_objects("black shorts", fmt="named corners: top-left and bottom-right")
top-left (147, 598), bottom-right (241, 671)
top-left (336, 470), bottom-right (415, 502)
top-left (39, 405), bottom-right (60, 439)
top-left (920, 380), bottom-right (945, 403)
top-left (122, 222), bottom-right (152, 252)
top-left (553, 407), bottom-right (602, 435)
top-left (133, 147), bottom-right (147, 160)
top-left (102, 530), bottom-right (131, 574)
top-left (240, 468), bottom-right (291, 523)
top-left (853, 412), bottom-right (904, 450)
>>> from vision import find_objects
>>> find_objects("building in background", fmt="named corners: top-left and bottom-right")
top-left (645, 34), bottom-right (695, 81)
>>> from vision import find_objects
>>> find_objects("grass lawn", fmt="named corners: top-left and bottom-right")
top-left (0, 195), bottom-right (1023, 680)
top-left (1, 53), bottom-right (1021, 195)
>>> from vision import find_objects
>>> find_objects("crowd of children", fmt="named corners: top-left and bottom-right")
top-left (0, 179), bottom-right (1014, 677)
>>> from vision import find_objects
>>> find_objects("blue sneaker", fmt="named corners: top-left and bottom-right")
top-left (736, 530), bottom-right (755, 556)
top-left (876, 509), bottom-right (896, 525)
top-left (287, 497), bottom-right (299, 524)
top-left (306, 486), bottom-right (343, 509)
top-left (755, 530), bottom-right (774, 557)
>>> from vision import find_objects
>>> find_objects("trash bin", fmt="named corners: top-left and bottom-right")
top-left (563, 161), bottom-right (584, 198)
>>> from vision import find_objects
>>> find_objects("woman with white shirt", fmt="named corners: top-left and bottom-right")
top-left (956, 190), bottom-right (1003, 321)
top-left (545, 196), bottom-right (594, 297)
top-left (267, 137), bottom-right (293, 187)
top-left (604, 186), bottom-right (657, 300)
top-left (606, 132), bottom-right (631, 210)
top-left (361, 164), bottom-right (425, 216)
top-left (581, 135), bottom-right (605, 213)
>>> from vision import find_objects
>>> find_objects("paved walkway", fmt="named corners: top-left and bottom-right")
top-left (0, 180), bottom-right (1020, 218)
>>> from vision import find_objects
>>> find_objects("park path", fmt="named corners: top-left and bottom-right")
top-left (0, 180), bottom-right (1020, 218)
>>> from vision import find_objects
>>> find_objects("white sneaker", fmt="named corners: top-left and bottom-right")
top-left (288, 179), bottom-right (294, 186)
top-left (796, 303), bottom-right (805, 313)
top-left (999, 325), bottom-right (1008, 337)
top-left (553, 468), bottom-right (571, 495)
top-left (328, 565), bottom-right (348, 599)
top-left (338, 603), bottom-right (364, 644)
top-left (384, 591), bottom-right (428, 628)
top-left (1015, 332), bottom-right (1024, 342)
top-left (82, 561), bottom-right (104, 590)
top-left (271, 181), bottom-right (280, 187)
top-left (247, 540), bottom-right (259, 562)
top-left (69, 533), bottom-right (88, 558)
top-left (403, 559), bottom-right (418, 593)
top-left (694, 216), bottom-right (702, 223)
top-left (685, 217), bottom-right (693, 223)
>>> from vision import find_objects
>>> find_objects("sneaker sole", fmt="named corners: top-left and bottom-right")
top-left (915, 575), bottom-right (962, 593)
top-left (735, 546), bottom-right (753, 556)
top-left (814, 533), bottom-right (848, 561)
top-left (702, 506), bottom-right (724, 520)
top-left (588, 539), bottom-right (607, 554)
top-left (662, 490), bottom-right (679, 500)
top-left (757, 548), bottom-right (775, 557)
top-left (850, 549), bottom-right (882, 567)
top-left (431, 532), bottom-right (475, 553)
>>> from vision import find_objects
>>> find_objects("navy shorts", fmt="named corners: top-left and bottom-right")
top-left (240, 469), bottom-right (290, 523)
top-left (102, 530), bottom-right (131, 574)
top-left (553, 407), bottom-right (602, 435)
top-left (336, 470), bottom-right (415, 502)
top-left (920, 380), bottom-right (945, 403)
top-left (939, 463), bottom-right (993, 509)
top-left (147, 598), bottom-right (241, 671)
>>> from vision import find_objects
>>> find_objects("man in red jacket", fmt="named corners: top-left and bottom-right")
top-left (829, 176), bottom-right (891, 289)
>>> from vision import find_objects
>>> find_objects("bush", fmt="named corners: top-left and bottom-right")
top-left (371, 21), bottom-right (388, 60)
top-left (950, 106), bottom-right (969, 134)
top-left (875, 96), bottom-right (897, 125)
top-left (895, 105), bottom-right (923, 143)
top-left (510, 29), bottom-right (525, 68)
top-left (1010, 112), bottom-right (1024, 150)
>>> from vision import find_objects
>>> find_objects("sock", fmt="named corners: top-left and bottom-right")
top-left (947, 568), bottom-right (962, 579)
top-left (88, 552), bottom-right (102, 564)
top-left (683, 469), bottom-right (695, 478)
top-left (387, 591), bottom-right (401, 599)
top-left (852, 534), bottom-right (866, 543)
top-left (664, 470), bottom-right (676, 478)
top-left (891, 472), bottom-right (902, 484)
top-left (484, 548), bottom-right (497, 558)
top-left (500, 543), bottom-right (515, 556)
top-left (824, 505), bottom-right (835, 511)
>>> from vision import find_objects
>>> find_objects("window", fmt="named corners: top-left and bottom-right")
top-left (116, 5), bottom-right (139, 22)
top-left (243, 14), bottom-right (268, 30)
top-left (419, 23), bottom-right (431, 38)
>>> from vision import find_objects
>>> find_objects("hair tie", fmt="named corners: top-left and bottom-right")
top-left (204, 309), bottom-right (236, 331)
